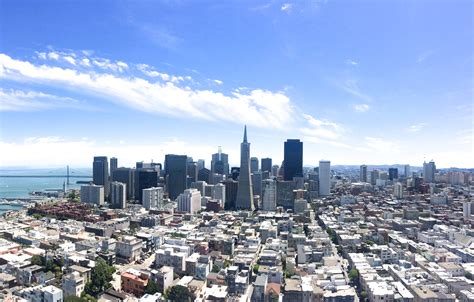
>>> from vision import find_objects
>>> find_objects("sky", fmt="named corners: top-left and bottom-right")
top-left (0, 0), bottom-right (472, 169)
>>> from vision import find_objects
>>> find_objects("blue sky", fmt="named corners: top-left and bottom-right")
top-left (0, 0), bottom-right (472, 168)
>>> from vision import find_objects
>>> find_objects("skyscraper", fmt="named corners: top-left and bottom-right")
top-left (165, 154), bottom-right (188, 200)
top-left (177, 188), bottom-right (201, 214)
top-left (388, 168), bottom-right (398, 181)
top-left (211, 147), bottom-right (229, 175)
top-left (283, 139), bottom-right (303, 181)
top-left (262, 179), bottom-right (276, 211)
top-left (110, 157), bottom-right (118, 175)
top-left (404, 165), bottom-right (411, 178)
top-left (110, 181), bottom-right (126, 209)
top-left (261, 158), bottom-right (272, 173)
top-left (197, 159), bottom-right (205, 171)
top-left (250, 157), bottom-right (259, 173)
top-left (423, 160), bottom-right (436, 183)
top-left (135, 169), bottom-right (158, 202)
top-left (319, 160), bottom-right (331, 196)
top-left (112, 168), bottom-right (134, 200)
top-left (252, 171), bottom-right (263, 197)
top-left (360, 165), bottom-right (368, 182)
top-left (142, 187), bottom-right (164, 210)
top-left (93, 156), bottom-right (109, 199)
top-left (235, 126), bottom-right (254, 210)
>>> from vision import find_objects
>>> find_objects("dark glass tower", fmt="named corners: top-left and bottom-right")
top-left (135, 169), bottom-right (158, 202)
top-left (283, 139), bottom-right (303, 181)
top-left (165, 154), bottom-right (188, 200)
top-left (93, 156), bottom-right (109, 198)
top-left (261, 158), bottom-right (272, 173)
top-left (235, 126), bottom-right (254, 210)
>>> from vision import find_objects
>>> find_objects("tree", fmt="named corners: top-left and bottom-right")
top-left (65, 295), bottom-right (97, 302)
top-left (211, 264), bottom-right (220, 273)
top-left (252, 264), bottom-right (260, 275)
top-left (166, 285), bottom-right (193, 302)
top-left (348, 268), bottom-right (359, 282)
top-left (145, 279), bottom-right (160, 295)
top-left (84, 258), bottom-right (116, 297)
top-left (31, 255), bottom-right (44, 266)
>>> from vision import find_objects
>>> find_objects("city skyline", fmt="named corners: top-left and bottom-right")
top-left (0, 0), bottom-right (473, 168)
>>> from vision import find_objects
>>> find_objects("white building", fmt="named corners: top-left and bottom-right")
top-left (211, 183), bottom-right (226, 205)
top-left (142, 187), bottom-right (164, 210)
top-left (293, 198), bottom-right (308, 214)
top-left (394, 182), bottom-right (403, 199)
top-left (63, 272), bottom-right (85, 298)
top-left (116, 236), bottom-right (143, 263)
top-left (177, 188), bottom-right (201, 214)
top-left (110, 181), bottom-right (126, 209)
top-left (155, 248), bottom-right (187, 273)
top-left (80, 184), bottom-right (104, 205)
top-left (423, 160), bottom-right (436, 183)
top-left (463, 201), bottom-right (473, 219)
top-left (319, 160), bottom-right (331, 196)
top-left (262, 179), bottom-right (276, 211)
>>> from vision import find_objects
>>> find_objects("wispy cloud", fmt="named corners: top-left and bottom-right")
top-left (364, 136), bottom-right (400, 153)
top-left (353, 103), bottom-right (370, 113)
top-left (0, 88), bottom-right (90, 111)
top-left (346, 59), bottom-right (358, 66)
top-left (281, 3), bottom-right (293, 12)
top-left (417, 50), bottom-right (435, 63)
top-left (141, 25), bottom-right (183, 50)
top-left (0, 51), bottom-right (295, 130)
top-left (334, 79), bottom-right (373, 102)
top-left (407, 123), bottom-right (427, 133)
top-left (300, 113), bottom-right (350, 147)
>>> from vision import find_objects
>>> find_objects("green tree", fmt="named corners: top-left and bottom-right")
top-left (211, 264), bottom-right (220, 273)
top-left (31, 255), bottom-right (44, 266)
top-left (84, 258), bottom-right (116, 297)
top-left (145, 279), bottom-right (160, 295)
top-left (165, 285), bottom-right (193, 302)
top-left (252, 264), bottom-right (260, 275)
top-left (65, 295), bottom-right (97, 302)
top-left (348, 268), bottom-right (359, 282)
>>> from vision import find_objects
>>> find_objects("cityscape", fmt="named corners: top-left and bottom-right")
top-left (0, 1), bottom-right (473, 302)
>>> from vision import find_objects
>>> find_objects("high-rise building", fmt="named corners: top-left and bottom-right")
top-left (404, 165), bottom-right (411, 178)
top-left (135, 169), bottom-right (158, 202)
top-left (394, 182), bottom-right (403, 199)
top-left (177, 188), bottom-right (201, 214)
top-left (250, 157), bottom-right (259, 173)
top-left (211, 183), bottom-right (226, 205)
top-left (165, 154), bottom-right (188, 200)
top-left (252, 171), bottom-right (263, 197)
top-left (318, 160), bottom-right (331, 196)
top-left (93, 156), bottom-right (109, 199)
top-left (262, 179), bottom-right (276, 212)
top-left (261, 158), bottom-right (272, 173)
top-left (283, 139), bottom-right (303, 181)
top-left (235, 126), bottom-right (254, 210)
top-left (110, 181), bottom-right (126, 209)
top-left (80, 184), bottom-right (104, 205)
top-left (197, 159), bottom-right (205, 171)
top-left (370, 170), bottom-right (379, 185)
top-left (112, 168), bottom-right (134, 200)
top-left (211, 147), bottom-right (229, 175)
top-left (271, 165), bottom-right (279, 177)
top-left (142, 187), bottom-right (164, 210)
top-left (222, 179), bottom-right (238, 210)
top-left (463, 201), bottom-right (474, 219)
top-left (423, 160), bottom-right (436, 183)
top-left (276, 180), bottom-right (296, 209)
top-left (110, 157), bottom-right (118, 175)
top-left (187, 161), bottom-right (198, 187)
top-left (360, 165), bottom-right (368, 182)
top-left (388, 168), bottom-right (399, 181)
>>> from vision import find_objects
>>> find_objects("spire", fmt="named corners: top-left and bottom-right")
top-left (243, 125), bottom-right (248, 143)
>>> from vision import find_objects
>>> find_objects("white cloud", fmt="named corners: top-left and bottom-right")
top-left (346, 59), bottom-right (358, 66)
top-left (0, 88), bottom-right (86, 111)
top-left (364, 136), bottom-right (400, 153)
top-left (407, 123), bottom-right (427, 133)
top-left (213, 79), bottom-right (223, 85)
top-left (63, 56), bottom-right (76, 65)
top-left (335, 79), bottom-right (373, 102)
top-left (281, 3), bottom-right (293, 12)
top-left (47, 51), bottom-right (60, 60)
top-left (300, 113), bottom-right (349, 148)
top-left (0, 52), bottom-right (295, 129)
top-left (353, 103), bottom-right (370, 112)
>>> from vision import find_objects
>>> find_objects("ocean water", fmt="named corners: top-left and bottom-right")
top-left (0, 204), bottom-right (25, 215)
top-left (0, 168), bottom-right (92, 199)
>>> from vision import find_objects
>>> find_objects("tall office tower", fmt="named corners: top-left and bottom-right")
top-left (110, 157), bottom-right (118, 175)
top-left (250, 157), bottom-right (259, 173)
top-left (187, 161), bottom-right (198, 187)
top-left (252, 171), bottom-right (263, 197)
top-left (197, 159), bottom-right (205, 171)
top-left (423, 160), bottom-right (436, 183)
top-left (112, 168), bottom-right (134, 200)
top-left (198, 168), bottom-right (210, 183)
top-left (370, 170), bottom-right (379, 185)
top-left (165, 154), bottom-right (188, 200)
top-left (262, 179), bottom-right (277, 211)
top-left (318, 160), bottom-right (331, 196)
top-left (271, 165), bottom-right (279, 177)
top-left (360, 165), bottom-right (368, 182)
top-left (191, 181), bottom-right (207, 196)
top-left (283, 139), bottom-right (303, 181)
top-left (388, 168), bottom-right (399, 180)
top-left (80, 184), bottom-right (104, 205)
top-left (177, 188), bottom-right (201, 214)
top-left (393, 182), bottom-right (403, 199)
top-left (463, 201), bottom-right (474, 219)
top-left (93, 156), bottom-right (109, 199)
top-left (211, 183), bottom-right (226, 205)
top-left (110, 181), bottom-right (126, 209)
top-left (211, 147), bottom-right (229, 175)
top-left (404, 165), bottom-right (411, 178)
top-left (261, 158), bottom-right (272, 173)
top-left (230, 167), bottom-right (240, 181)
top-left (222, 179), bottom-right (238, 210)
top-left (276, 180), bottom-right (296, 209)
top-left (135, 169), bottom-right (158, 202)
top-left (235, 126), bottom-right (254, 210)
top-left (142, 187), bottom-right (164, 210)
top-left (210, 173), bottom-right (224, 185)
